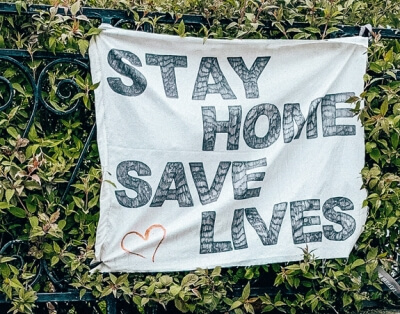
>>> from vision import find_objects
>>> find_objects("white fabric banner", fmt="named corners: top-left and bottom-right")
top-left (89, 24), bottom-right (368, 273)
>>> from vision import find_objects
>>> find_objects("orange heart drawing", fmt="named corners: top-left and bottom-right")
top-left (120, 224), bottom-right (166, 262)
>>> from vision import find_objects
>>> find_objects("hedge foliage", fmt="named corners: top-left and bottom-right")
top-left (1, 0), bottom-right (400, 313)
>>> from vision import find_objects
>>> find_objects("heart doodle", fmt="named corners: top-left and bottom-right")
top-left (120, 224), bottom-right (166, 262)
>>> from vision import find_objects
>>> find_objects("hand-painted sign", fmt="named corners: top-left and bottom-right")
top-left (89, 24), bottom-right (368, 272)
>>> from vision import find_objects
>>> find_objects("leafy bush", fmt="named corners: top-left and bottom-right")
top-left (1, 0), bottom-right (400, 313)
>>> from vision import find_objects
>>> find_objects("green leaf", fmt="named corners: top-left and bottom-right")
top-left (12, 82), bottom-right (24, 94)
top-left (226, 21), bottom-right (238, 30)
top-left (262, 305), bottom-right (274, 312)
top-left (391, 132), bottom-right (399, 149)
top-left (49, 37), bottom-right (56, 49)
top-left (141, 297), bottom-right (149, 306)
top-left (0, 257), bottom-right (16, 263)
top-left (29, 216), bottom-right (39, 227)
top-left (287, 28), bottom-right (301, 33)
top-left (367, 247), bottom-right (378, 260)
top-left (10, 277), bottom-right (24, 289)
top-left (132, 295), bottom-right (141, 306)
top-left (229, 300), bottom-right (243, 310)
top-left (393, 103), bottom-right (400, 115)
top-left (181, 274), bottom-right (198, 287)
top-left (273, 22), bottom-right (286, 34)
top-left (370, 148), bottom-right (381, 163)
top-left (15, 0), bottom-right (26, 14)
top-left (170, 285), bottom-right (181, 296)
top-left (369, 62), bottom-right (382, 73)
top-left (78, 39), bottom-right (89, 57)
top-left (325, 27), bottom-right (341, 35)
top-left (211, 266), bottom-right (221, 277)
top-left (338, 281), bottom-right (347, 291)
top-left (58, 219), bottom-right (67, 230)
top-left (244, 302), bottom-right (255, 314)
top-left (80, 288), bottom-right (86, 299)
top-left (380, 98), bottom-right (388, 116)
top-left (305, 27), bottom-right (321, 34)
top-left (51, 256), bottom-right (59, 266)
top-left (6, 189), bottom-right (15, 203)
top-left (346, 96), bottom-right (360, 103)
top-left (384, 48), bottom-right (393, 62)
top-left (160, 275), bottom-right (173, 286)
top-left (87, 27), bottom-right (102, 36)
top-left (274, 301), bottom-right (286, 306)
top-left (244, 268), bottom-right (254, 279)
top-left (342, 294), bottom-right (352, 307)
top-left (241, 282), bottom-right (251, 300)
top-left (373, 282), bottom-right (383, 291)
top-left (366, 260), bottom-right (378, 277)
top-left (88, 195), bottom-right (99, 209)
top-left (146, 283), bottom-right (155, 295)
top-left (70, 0), bottom-right (81, 16)
top-left (175, 20), bottom-right (186, 37)
top-left (351, 259), bottom-right (365, 269)
top-left (386, 70), bottom-right (397, 80)
top-left (311, 297), bottom-right (318, 312)
top-left (174, 298), bottom-right (189, 313)
top-left (134, 281), bottom-right (146, 290)
top-left (7, 127), bottom-right (19, 139)
top-left (387, 216), bottom-right (397, 228)
top-left (76, 14), bottom-right (89, 22)
top-left (0, 202), bottom-right (10, 209)
top-left (72, 196), bottom-right (84, 209)
top-left (109, 273), bottom-right (117, 284)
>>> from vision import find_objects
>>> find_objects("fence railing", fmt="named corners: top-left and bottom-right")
top-left (0, 2), bottom-right (400, 313)
top-left (1, 3), bottom-right (400, 38)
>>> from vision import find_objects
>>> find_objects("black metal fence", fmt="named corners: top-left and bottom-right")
top-left (0, 2), bottom-right (400, 313)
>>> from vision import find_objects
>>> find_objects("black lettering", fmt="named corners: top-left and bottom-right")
top-left (282, 98), bottom-right (321, 143)
top-left (202, 106), bottom-right (242, 151)
top-left (290, 200), bottom-right (322, 244)
top-left (150, 162), bottom-right (194, 207)
top-left (322, 92), bottom-right (356, 137)
top-left (145, 54), bottom-right (187, 98)
top-left (115, 161), bottom-right (152, 208)
top-left (232, 158), bottom-right (267, 200)
top-left (243, 103), bottom-right (281, 149)
top-left (227, 56), bottom-right (270, 99)
top-left (322, 197), bottom-right (356, 241)
top-left (107, 49), bottom-right (147, 96)
top-left (200, 211), bottom-right (233, 253)
top-left (189, 162), bottom-right (231, 205)
top-left (192, 57), bottom-right (236, 100)
top-left (245, 204), bottom-right (287, 245)
top-left (231, 208), bottom-right (247, 250)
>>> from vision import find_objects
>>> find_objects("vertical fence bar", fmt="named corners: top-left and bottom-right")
top-left (106, 295), bottom-right (117, 314)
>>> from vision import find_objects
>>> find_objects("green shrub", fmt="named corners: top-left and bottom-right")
top-left (1, 0), bottom-right (400, 313)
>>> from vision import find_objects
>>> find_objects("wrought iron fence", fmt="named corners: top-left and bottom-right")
top-left (0, 2), bottom-right (400, 313)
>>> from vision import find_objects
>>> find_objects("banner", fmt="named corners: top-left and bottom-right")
top-left (89, 24), bottom-right (368, 272)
